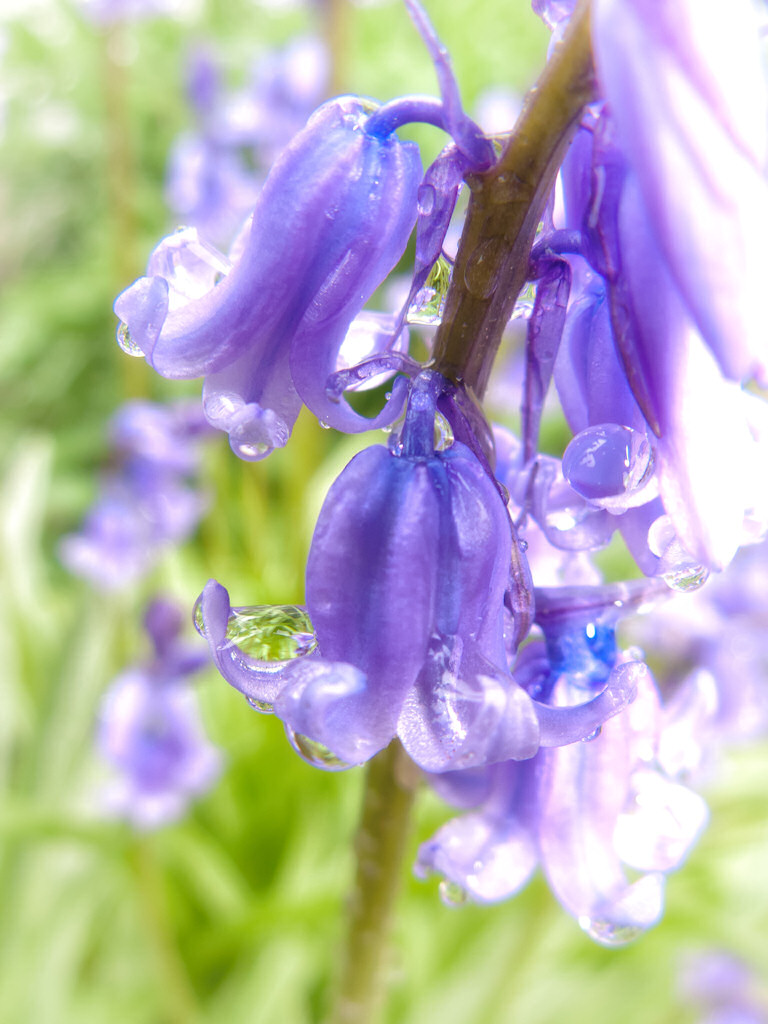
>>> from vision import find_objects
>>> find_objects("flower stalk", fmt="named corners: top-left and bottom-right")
top-left (329, 742), bottom-right (419, 1024)
top-left (431, 0), bottom-right (595, 398)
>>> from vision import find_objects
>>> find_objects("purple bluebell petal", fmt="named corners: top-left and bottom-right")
top-left (593, 0), bottom-right (768, 384)
top-left (618, 174), bottom-right (767, 570)
top-left (416, 808), bottom-right (538, 903)
top-left (614, 768), bottom-right (709, 873)
top-left (536, 712), bottom-right (665, 945)
top-left (273, 659), bottom-right (388, 767)
top-left (397, 634), bottom-right (539, 772)
top-left (521, 257), bottom-right (571, 462)
top-left (553, 269), bottom-right (648, 434)
top-left (535, 658), bottom-right (644, 747)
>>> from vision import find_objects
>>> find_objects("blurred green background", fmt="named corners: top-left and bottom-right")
top-left (0, 0), bottom-right (767, 1021)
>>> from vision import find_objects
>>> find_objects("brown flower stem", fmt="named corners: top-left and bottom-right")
top-left (430, 0), bottom-right (596, 401)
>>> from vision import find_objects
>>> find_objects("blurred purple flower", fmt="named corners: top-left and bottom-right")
top-left (679, 951), bottom-right (768, 1024)
top-left (166, 38), bottom-right (328, 246)
top-left (98, 598), bottom-right (221, 829)
top-left (60, 400), bottom-right (211, 590)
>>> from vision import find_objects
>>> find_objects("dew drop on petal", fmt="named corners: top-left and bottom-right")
top-left (433, 411), bottom-right (454, 451)
top-left (116, 321), bottom-right (144, 357)
top-left (439, 879), bottom-right (469, 907)
top-left (235, 440), bottom-right (271, 459)
top-left (662, 564), bottom-right (710, 593)
top-left (224, 605), bottom-right (317, 661)
top-left (578, 915), bottom-right (647, 947)
top-left (246, 695), bottom-right (274, 714)
top-left (563, 424), bottom-right (655, 509)
top-left (285, 727), bottom-right (352, 770)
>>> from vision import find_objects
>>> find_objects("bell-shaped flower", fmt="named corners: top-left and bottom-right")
top-left (115, 95), bottom-right (423, 459)
top-left (197, 373), bottom-right (639, 771)
top-left (197, 372), bottom-right (539, 769)
top-left (417, 581), bottom-right (708, 945)
top-left (97, 598), bottom-right (222, 829)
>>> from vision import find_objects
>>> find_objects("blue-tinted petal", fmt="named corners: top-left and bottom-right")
top-left (397, 634), bottom-right (539, 772)
top-left (593, 0), bottom-right (768, 384)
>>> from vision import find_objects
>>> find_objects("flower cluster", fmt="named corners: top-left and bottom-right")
top-left (114, 0), bottom-right (768, 943)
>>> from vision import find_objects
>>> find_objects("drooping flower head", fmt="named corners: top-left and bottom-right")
top-left (114, 0), bottom-right (495, 460)
top-left (197, 371), bottom-right (638, 771)
top-left (98, 597), bottom-right (222, 829)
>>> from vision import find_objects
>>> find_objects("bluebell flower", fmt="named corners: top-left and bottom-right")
top-left (116, 95), bottom-right (423, 459)
top-left (60, 400), bottom-right (211, 590)
top-left (116, 0), bottom-right (495, 459)
top-left (417, 581), bottom-right (708, 946)
top-left (98, 598), bottom-right (221, 829)
top-left (197, 373), bottom-right (637, 771)
top-left (679, 951), bottom-right (768, 1024)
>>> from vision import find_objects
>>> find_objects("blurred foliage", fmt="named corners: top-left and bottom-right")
top-left (0, 1), bottom-right (766, 1022)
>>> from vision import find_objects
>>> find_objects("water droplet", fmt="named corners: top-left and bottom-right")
top-left (319, 420), bottom-right (331, 430)
top-left (235, 440), bottom-right (270, 459)
top-left (246, 695), bottom-right (273, 714)
top-left (578, 915), bottom-right (646, 947)
top-left (193, 597), bottom-right (206, 638)
top-left (204, 604), bottom-right (317, 661)
top-left (518, 538), bottom-right (529, 553)
top-left (417, 182), bottom-right (436, 217)
top-left (662, 564), bottom-right (710, 593)
top-left (439, 880), bottom-right (469, 907)
top-left (562, 424), bottom-right (656, 510)
top-left (116, 321), bottom-right (144, 357)
top-left (433, 412), bottom-right (454, 451)
top-left (285, 727), bottom-right (351, 770)
top-left (407, 254), bottom-right (452, 326)
top-left (581, 726), bottom-right (602, 742)
top-left (647, 515), bottom-right (710, 592)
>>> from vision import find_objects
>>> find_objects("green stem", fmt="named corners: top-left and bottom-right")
top-left (431, 0), bottom-right (596, 399)
top-left (329, 742), bottom-right (420, 1024)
